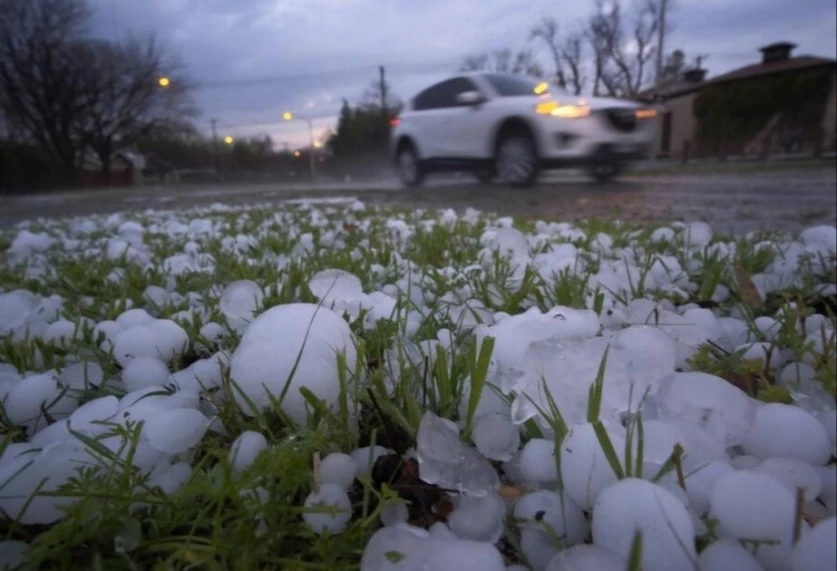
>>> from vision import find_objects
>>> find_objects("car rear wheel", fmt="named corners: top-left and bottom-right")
top-left (396, 144), bottom-right (424, 187)
top-left (495, 134), bottom-right (539, 188)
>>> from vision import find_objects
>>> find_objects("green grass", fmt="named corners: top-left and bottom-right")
top-left (0, 203), bottom-right (834, 569)
top-left (630, 156), bottom-right (837, 178)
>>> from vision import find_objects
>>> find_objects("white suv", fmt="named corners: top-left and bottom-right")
top-left (390, 72), bottom-right (658, 188)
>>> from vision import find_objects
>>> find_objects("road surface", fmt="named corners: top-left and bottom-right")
top-left (1, 168), bottom-right (835, 235)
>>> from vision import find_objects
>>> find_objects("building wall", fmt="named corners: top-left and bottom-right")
top-left (652, 91), bottom-right (698, 158)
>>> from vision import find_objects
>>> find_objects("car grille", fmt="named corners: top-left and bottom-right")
top-left (603, 108), bottom-right (637, 133)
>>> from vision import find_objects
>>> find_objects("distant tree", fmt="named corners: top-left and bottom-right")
top-left (0, 0), bottom-right (92, 182)
top-left (78, 35), bottom-right (198, 178)
top-left (586, 0), bottom-right (661, 97)
top-left (660, 49), bottom-right (686, 83)
top-left (530, 18), bottom-right (587, 94)
top-left (459, 48), bottom-right (544, 78)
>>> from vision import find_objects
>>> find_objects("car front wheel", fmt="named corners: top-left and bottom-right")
top-left (396, 144), bottom-right (424, 187)
top-left (495, 134), bottom-right (539, 188)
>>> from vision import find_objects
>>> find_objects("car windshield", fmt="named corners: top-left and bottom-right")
top-left (483, 74), bottom-right (546, 97)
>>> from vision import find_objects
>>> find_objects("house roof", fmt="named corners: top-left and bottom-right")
top-left (636, 54), bottom-right (836, 102)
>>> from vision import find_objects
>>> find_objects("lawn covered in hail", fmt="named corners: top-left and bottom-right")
top-left (0, 199), bottom-right (835, 571)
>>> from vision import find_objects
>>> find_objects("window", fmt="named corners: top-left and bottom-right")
top-left (483, 74), bottom-right (544, 97)
top-left (413, 77), bottom-right (479, 110)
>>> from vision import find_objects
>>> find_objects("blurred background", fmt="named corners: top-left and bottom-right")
top-left (0, 0), bottom-right (835, 193)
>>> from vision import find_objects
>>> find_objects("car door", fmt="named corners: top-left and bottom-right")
top-left (428, 77), bottom-right (486, 158)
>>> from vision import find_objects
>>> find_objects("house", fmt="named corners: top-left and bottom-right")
top-left (637, 42), bottom-right (837, 158)
top-left (80, 150), bottom-right (146, 187)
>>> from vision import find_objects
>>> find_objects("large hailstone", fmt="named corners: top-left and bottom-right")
top-left (741, 404), bottom-right (831, 466)
top-left (791, 515), bottom-right (836, 571)
top-left (591, 478), bottom-right (696, 571)
top-left (654, 371), bottom-right (755, 448)
top-left (229, 303), bottom-right (358, 427)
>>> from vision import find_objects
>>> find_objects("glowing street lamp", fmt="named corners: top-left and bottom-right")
top-left (293, 150), bottom-right (301, 157)
top-left (223, 136), bottom-right (234, 145)
top-left (313, 140), bottom-right (322, 148)
top-left (158, 77), bottom-right (170, 88)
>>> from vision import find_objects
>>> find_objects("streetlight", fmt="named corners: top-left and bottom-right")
top-left (158, 77), bottom-right (170, 88)
top-left (224, 136), bottom-right (234, 145)
top-left (283, 110), bottom-right (316, 183)
top-left (313, 140), bottom-right (322, 148)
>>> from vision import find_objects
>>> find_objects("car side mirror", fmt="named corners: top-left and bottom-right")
top-left (455, 90), bottom-right (485, 106)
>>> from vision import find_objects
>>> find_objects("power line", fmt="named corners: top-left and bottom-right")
top-left (191, 59), bottom-right (457, 91)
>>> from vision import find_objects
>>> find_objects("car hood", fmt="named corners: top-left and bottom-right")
top-left (584, 96), bottom-right (640, 110)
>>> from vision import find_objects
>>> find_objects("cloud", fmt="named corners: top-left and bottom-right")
top-left (86, 0), bottom-right (835, 148)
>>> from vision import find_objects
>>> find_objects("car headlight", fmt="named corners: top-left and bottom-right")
top-left (535, 101), bottom-right (591, 119)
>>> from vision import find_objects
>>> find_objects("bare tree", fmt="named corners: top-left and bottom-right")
top-left (0, 0), bottom-right (92, 182)
top-left (530, 18), bottom-right (568, 90)
top-left (561, 31), bottom-right (587, 95)
top-left (460, 48), bottom-right (544, 77)
top-left (586, 0), bottom-right (661, 97)
top-left (78, 35), bottom-right (197, 177)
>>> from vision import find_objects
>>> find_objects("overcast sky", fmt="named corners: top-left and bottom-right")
top-left (88, 0), bottom-right (837, 149)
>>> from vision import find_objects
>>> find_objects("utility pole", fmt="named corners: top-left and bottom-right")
top-left (379, 65), bottom-right (388, 125)
top-left (695, 53), bottom-right (709, 70)
top-left (654, 0), bottom-right (668, 93)
top-left (209, 118), bottom-right (220, 181)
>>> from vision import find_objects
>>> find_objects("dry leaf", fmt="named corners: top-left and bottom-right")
top-left (733, 262), bottom-right (765, 309)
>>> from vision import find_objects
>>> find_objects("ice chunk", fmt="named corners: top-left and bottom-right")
top-left (229, 431), bottom-right (269, 475)
top-left (121, 357), bottom-right (173, 392)
top-left (697, 539), bottom-right (764, 571)
top-left (520, 438), bottom-right (558, 484)
top-left (219, 280), bottom-right (264, 322)
top-left (521, 528), bottom-right (559, 571)
top-left (68, 395), bottom-right (119, 435)
top-left (302, 483), bottom-right (352, 535)
top-left (560, 423), bottom-right (626, 511)
top-left (757, 457), bottom-right (822, 500)
top-left (800, 225), bottom-right (837, 254)
top-left (116, 308), bottom-right (155, 328)
top-left (308, 269), bottom-right (364, 303)
top-left (477, 307), bottom-right (601, 383)
top-left (147, 461), bottom-right (192, 495)
top-left (683, 461), bottom-right (735, 517)
top-left (510, 335), bottom-right (671, 430)
top-left (654, 371), bottom-right (756, 448)
top-left (360, 523), bottom-right (506, 571)
top-left (351, 446), bottom-right (390, 478)
top-left (448, 493), bottom-right (506, 543)
top-left (741, 404), bottom-right (831, 465)
top-left (381, 501), bottom-right (409, 527)
top-left (416, 411), bottom-right (500, 497)
top-left (145, 408), bottom-right (209, 454)
top-left (513, 490), bottom-right (588, 546)
top-left (59, 361), bottom-right (104, 391)
top-left (230, 303), bottom-right (358, 426)
top-left (685, 221), bottom-right (713, 248)
top-left (6, 373), bottom-right (77, 434)
top-left (320, 452), bottom-right (357, 491)
top-left (472, 413), bottom-right (520, 462)
top-left (592, 478), bottom-right (696, 571)
top-left (709, 471), bottom-right (795, 561)
top-left (545, 544), bottom-right (623, 571)
top-left (791, 515), bottom-right (836, 571)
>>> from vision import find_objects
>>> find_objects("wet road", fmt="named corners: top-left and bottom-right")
top-left (1, 167), bottom-right (835, 235)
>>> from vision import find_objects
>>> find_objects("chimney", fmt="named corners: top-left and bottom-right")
top-left (759, 42), bottom-right (797, 64)
top-left (683, 68), bottom-right (707, 83)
